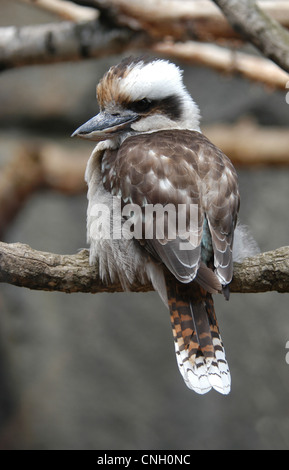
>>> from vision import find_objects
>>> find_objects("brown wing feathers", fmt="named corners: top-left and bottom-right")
top-left (101, 129), bottom-right (238, 394)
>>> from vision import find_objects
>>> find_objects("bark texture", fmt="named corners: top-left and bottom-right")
top-left (0, 242), bottom-right (288, 295)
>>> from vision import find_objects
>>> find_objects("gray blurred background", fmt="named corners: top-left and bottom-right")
top-left (0, 0), bottom-right (289, 450)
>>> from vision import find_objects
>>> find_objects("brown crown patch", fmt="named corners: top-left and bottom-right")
top-left (96, 56), bottom-right (153, 109)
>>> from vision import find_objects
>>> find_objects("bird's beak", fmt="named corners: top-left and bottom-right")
top-left (71, 110), bottom-right (138, 141)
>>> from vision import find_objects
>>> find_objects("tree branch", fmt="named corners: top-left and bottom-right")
top-left (153, 40), bottom-right (289, 90)
top-left (212, 0), bottom-right (289, 73)
top-left (204, 120), bottom-right (289, 166)
top-left (0, 141), bottom-right (87, 237)
top-left (17, 0), bottom-right (98, 22)
top-left (0, 241), bottom-right (288, 294)
top-left (88, 0), bottom-right (289, 41)
top-left (0, 19), bottom-right (148, 71)
top-left (2, 0), bottom-right (289, 78)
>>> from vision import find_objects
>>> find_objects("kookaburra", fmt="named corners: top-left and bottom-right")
top-left (72, 56), bottom-right (256, 395)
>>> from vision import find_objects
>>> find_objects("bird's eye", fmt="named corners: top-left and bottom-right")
top-left (130, 98), bottom-right (152, 113)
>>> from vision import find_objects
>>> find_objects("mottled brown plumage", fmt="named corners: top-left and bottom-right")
top-left (73, 56), bottom-right (242, 394)
top-left (101, 129), bottom-right (239, 287)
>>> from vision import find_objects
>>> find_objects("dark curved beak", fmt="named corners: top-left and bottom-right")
top-left (71, 110), bottom-right (138, 141)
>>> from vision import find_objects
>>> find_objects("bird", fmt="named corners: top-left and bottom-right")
top-left (72, 56), bottom-right (253, 395)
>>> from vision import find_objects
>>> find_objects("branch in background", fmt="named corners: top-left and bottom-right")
top-left (204, 120), bottom-right (289, 166)
top-left (87, 0), bottom-right (289, 41)
top-left (1, 0), bottom-right (289, 90)
top-left (0, 242), bottom-right (288, 294)
top-left (0, 19), bottom-right (148, 71)
top-left (212, 0), bottom-right (289, 73)
top-left (1, 18), bottom-right (287, 90)
top-left (153, 40), bottom-right (289, 90)
top-left (0, 146), bottom-right (42, 238)
top-left (0, 142), bottom-right (88, 237)
top-left (17, 0), bottom-right (98, 22)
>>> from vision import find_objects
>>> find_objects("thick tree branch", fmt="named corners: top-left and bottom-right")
top-left (0, 242), bottom-right (288, 294)
top-left (212, 0), bottom-right (289, 73)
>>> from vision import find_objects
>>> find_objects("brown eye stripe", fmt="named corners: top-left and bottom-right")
top-left (125, 95), bottom-right (182, 120)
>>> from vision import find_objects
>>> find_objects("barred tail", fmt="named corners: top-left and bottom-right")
top-left (166, 278), bottom-right (231, 395)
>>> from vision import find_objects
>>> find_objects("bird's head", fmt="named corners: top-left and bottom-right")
top-left (72, 56), bottom-right (201, 144)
